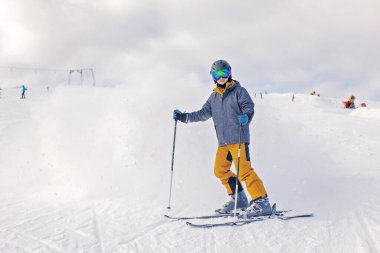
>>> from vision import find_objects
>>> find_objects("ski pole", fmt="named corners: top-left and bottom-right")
top-left (167, 120), bottom-right (178, 209)
top-left (233, 123), bottom-right (243, 218)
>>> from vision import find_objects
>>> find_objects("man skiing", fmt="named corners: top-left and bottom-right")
top-left (343, 95), bottom-right (356, 109)
top-left (173, 60), bottom-right (271, 218)
top-left (347, 95), bottom-right (356, 109)
top-left (21, 84), bottom-right (27, 99)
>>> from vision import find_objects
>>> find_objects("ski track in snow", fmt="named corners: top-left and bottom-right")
top-left (1, 87), bottom-right (380, 252)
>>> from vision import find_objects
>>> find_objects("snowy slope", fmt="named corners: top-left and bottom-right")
top-left (1, 86), bottom-right (380, 252)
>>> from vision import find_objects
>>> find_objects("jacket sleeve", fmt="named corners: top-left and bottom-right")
top-left (187, 95), bottom-right (212, 123)
top-left (238, 87), bottom-right (255, 122)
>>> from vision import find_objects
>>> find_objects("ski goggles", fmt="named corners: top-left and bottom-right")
top-left (211, 68), bottom-right (231, 80)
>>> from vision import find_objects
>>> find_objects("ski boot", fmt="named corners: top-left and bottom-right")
top-left (215, 190), bottom-right (249, 214)
top-left (240, 196), bottom-right (272, 219)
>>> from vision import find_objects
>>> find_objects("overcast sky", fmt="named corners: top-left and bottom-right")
top-left (1, 0), bottom-right (379, 99)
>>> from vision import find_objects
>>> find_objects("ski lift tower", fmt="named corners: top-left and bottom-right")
top-left (67, 68), bottom-right (96, 86)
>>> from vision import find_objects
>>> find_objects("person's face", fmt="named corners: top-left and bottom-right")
top-left (216, 77), bottom-right (228, 85)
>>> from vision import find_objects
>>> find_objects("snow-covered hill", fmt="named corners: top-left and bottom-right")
top-left (1, 86), bottom-right (380, 252)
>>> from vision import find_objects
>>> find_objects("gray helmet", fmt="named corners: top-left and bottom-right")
top-left (210, 60), bottom-right (231, 73)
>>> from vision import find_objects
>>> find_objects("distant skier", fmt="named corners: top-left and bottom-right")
top-left (343, 95), bottom-right (356, 109)
top-left (310, 90), bottom-right (320, 96)
top-left (347, 95), bottom-right (356, 109)
top-left (21, 84), bottom-right (27, 99)
top-left (173, 60), bottom-right (271, 218)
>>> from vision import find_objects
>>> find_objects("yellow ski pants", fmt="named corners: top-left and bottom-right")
top-left (214, 143), bottom-right (267, 200)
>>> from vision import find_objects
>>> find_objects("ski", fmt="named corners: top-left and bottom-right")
top-left (186, 215), bottom-right (269, 228)
top-left (165, 203), bottom-right (290, 221)
top-left (185, 204), bottom-right (313, 228)
top-left (186, 213), bottom-right (314, 228)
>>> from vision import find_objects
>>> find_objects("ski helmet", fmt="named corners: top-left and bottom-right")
top-left (210, 60), bottom-right (231, 73)
top-left (351, 95), bottom-right (356, 99)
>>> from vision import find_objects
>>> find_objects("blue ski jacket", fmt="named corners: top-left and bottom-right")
top-left (186, 80), bottom-right (254, 146)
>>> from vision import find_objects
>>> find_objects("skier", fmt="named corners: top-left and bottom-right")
top-left (21, 84), bottom-right (27, 99)
top-left (173, 60), bottom-right (271, 218)
top-left (343, 95), bottom-right (356, 109)
top-left (347, 95), bottom-right (356, 109)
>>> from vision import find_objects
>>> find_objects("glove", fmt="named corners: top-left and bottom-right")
top-left (173, 109), bottom-right (188, 123)
top-left (238, 114), bottom-right (249, 125)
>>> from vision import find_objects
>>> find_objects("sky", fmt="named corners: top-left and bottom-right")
top-left (0, 0), bottom-right (379, 99)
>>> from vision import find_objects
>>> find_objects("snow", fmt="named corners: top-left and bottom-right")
top-left (350, 107), bottom-right (380, 120)
top-left (1, 86), bottom-right (380, 252)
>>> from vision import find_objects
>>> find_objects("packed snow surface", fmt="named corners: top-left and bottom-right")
top-left (1, 86), bottom-right (380, 252)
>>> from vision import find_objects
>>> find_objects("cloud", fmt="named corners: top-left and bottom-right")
top-left (0, 0), bottom-right (379, 99)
